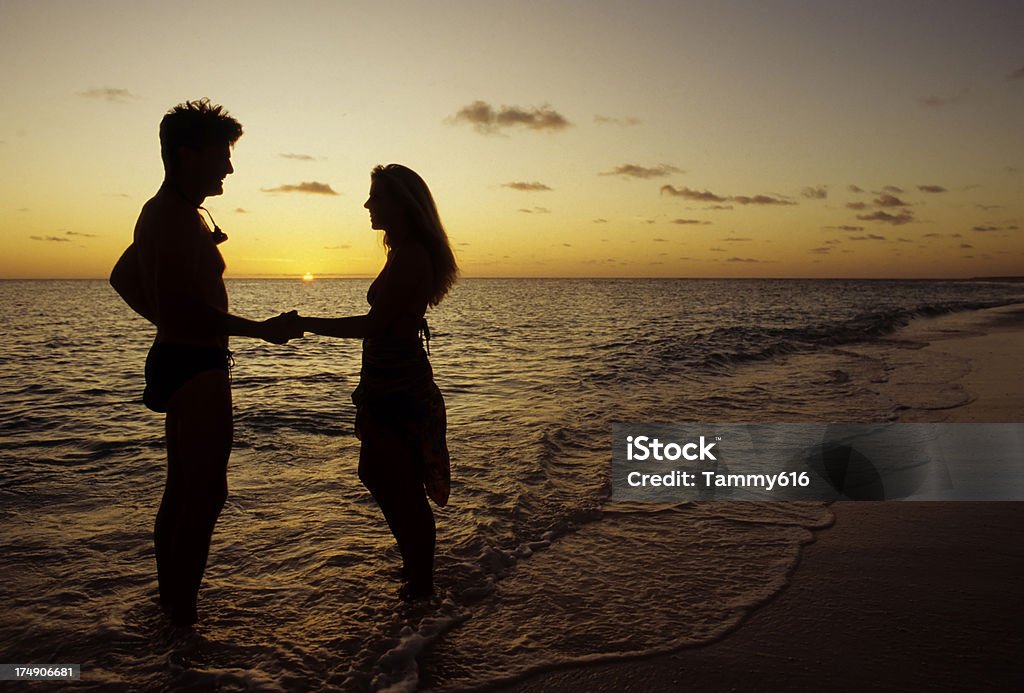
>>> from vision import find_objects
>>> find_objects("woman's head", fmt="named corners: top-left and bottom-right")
top-left (365, 164), bottom-right (458, 306)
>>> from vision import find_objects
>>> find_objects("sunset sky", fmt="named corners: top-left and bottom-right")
top-left (1, 0), bottom-right (1022, 279)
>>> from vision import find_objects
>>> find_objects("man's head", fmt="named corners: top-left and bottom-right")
top-left (160, 99), bottom-right (243, 198)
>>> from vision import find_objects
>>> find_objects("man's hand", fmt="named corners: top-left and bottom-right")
top-left (260, 310), bottom-right (303, 344)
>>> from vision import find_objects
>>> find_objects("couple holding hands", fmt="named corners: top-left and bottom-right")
top-left (111, 99), bottom-right (456, 626)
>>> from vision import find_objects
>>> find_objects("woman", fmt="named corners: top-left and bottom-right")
top-left (299, 164), bottom-right (457, 600)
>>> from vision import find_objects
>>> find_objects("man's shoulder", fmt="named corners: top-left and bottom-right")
top-left (135, 191), bottom-right (199, 244)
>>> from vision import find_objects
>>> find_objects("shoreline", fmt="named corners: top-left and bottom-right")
top-left (498, 304), bottom-right (1024, 692)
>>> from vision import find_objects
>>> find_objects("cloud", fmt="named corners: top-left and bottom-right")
top-left (235, 208), bottom-right (247, 213)
top-left (856, 210), bottom-right (914, 225)
top-left (849, 234), bottom-right (887, 241)
top-left (518, 207), bottom-right (551, 214)
top-left (873, 193), bottom-right (910, 207)
top-left (824, 225), bottom-right (865, 232)
top-left (722, 237), bottom-right (752, 242)
top-left (880, 185), bottom-right (904, 194)
top-left (449, 100), bottom-right (571, 134)
top-left (593, 218), bottom-right (608, 224)
top-left (972, 224), bottom-right (1019, 232)
top-left (918, 90), bottom-right (967, 108)
top-left (726, 257), bottom-right (764, 263)
top-left (1007, 66), bottom-right (1024, 80)
top-left (261, 182), bottom-right (339, 195)
top-left (802, 186), bottom-right (828, 199)
top-left (600, 163), bottom-right (682, 179)
top-left (661, 185), bottom-right (728, 202)
top-left (65, 231), bottom-right (95, 238)
top-left (923, 233), bottom-right (942, 238)
top-left (503, 181), bottom-right (552, 192)
top-left (594, 115), bottom-right (641, 126)
top-left (280, 153), bottom-right (318, 161)
top-left (706, 204), bottom-right (734, 211)
top-left (732, 194), bottom-right (796, 206)
top-left (30, 235), bottom-right (70, 242)
top-left (671, 218), bottom-right (710, 225)
top-left (810, 246), bottom-right (833, 255)
top-left (917, 185), bottom-right (947, 193)
top-left (848, 185), bottom-right (866, 193)
top-left (79, 87), bottom-right (137, 103)
top-left (652, 238), bottom-right (668, 243)
top-left (960, 243), bottom-right (974, 249)
top-left (846, 202), bottom-right (868, 211)
top-left (324, 244), bottom-right (351, 250)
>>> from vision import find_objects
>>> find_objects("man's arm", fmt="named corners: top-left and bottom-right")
top-left (109, 243), bottom-right (157, 324)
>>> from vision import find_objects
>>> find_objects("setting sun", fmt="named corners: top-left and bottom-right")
top-left (302, 272), bottom-right (314, 281)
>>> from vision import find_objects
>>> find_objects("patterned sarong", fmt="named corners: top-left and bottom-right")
top-left (351, 336), bottom-right (450, 506)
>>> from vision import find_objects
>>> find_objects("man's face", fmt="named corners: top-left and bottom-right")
top-left (178, 142), bottom-right (234, 197)
top-left (197, 142), bottom-right (234, 197)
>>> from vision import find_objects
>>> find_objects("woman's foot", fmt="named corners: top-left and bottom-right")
top-left (398, 579), bottom-right (434, 602)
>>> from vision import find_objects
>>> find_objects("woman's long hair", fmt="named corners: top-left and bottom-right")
top-left (372, 164), bottom-right (458, 306)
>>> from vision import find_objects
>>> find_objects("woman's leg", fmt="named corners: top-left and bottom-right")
top-left (359, 429), bottom-right (435, 596)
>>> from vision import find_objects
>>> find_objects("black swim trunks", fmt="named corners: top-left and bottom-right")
top-left (143, 342), bottom-right (231, 413)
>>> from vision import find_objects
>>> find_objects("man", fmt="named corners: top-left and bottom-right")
top-left (110, 99), bottom-right (299, 626)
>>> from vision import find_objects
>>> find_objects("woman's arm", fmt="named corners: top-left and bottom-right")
top-left (300, 314), bottom-right (370, 338)
top-left (300, 247), bottom-right (430, 339)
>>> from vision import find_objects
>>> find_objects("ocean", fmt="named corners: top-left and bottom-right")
top-left (2, 278), bottom-right (1023, 691)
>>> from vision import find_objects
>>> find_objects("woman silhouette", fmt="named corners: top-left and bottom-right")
top-left (300, 164), bottom-right (456, 600)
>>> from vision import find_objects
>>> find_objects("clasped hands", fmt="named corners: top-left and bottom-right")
top-left (260, 310), bottom-right (305, 345)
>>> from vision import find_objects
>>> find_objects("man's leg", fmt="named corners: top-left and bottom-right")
top-left (158, 369), bottom-right (232, 624)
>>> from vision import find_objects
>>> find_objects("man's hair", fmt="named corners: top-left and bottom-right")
top-left (159, 98), bottom-right (243, 171)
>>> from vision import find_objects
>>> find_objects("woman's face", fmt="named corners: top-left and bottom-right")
top-left (364, 180), bottom-right (398, 231)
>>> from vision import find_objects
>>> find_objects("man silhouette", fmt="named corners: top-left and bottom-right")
top-left (110, 99), bottom-right (299, 625)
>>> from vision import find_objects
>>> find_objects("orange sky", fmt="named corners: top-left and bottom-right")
top-left (1, 0), bottom-right (1022, 279)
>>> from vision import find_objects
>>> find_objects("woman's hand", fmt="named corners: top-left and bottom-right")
top-left (260, 310), bottom-right (303, 344)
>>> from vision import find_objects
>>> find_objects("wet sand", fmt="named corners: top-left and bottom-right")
top-left (500, 305), bottom-right (1024, 692)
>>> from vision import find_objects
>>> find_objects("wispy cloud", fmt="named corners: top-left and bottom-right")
top-left (261, 182), bottom-right (339, 195)
top-left (661, 186), bottom-right (792, 205)
top-left (880, 185), bottom-right (905, 194)
top-left (30, 235), bottom-right (71, 242)
top-left (235, 208), bottom-right (248, 213)
top-left (600, 164), bottom-right (682, 179)
top-left (594, 115), bottom-right (641, 126)
top-left (726, 257), bottom-right (765, 263)
top-left (856, 210), bottom-right (914, 225)
top-left (849, 234), bottom-right (887, 241)
top-left (846, 202), bottom-right (868, 211)
top-left (280, 153), bottom-right (318, 161)
top-left (1007, 66), bottom-right (1024, 81)
top-left (79, 87), bottom-right (137, 103)
top-left (824, 225), bottom-right (864, 232)
top-left (671, 218), bottom-right (711, 225)
top-left (972, 224), bottom-right (1019, 232)
top-left (732, 194), bottom-right (796, 206)
top-left (960, 243), bottom-right (974, 249)
top-left (518, 207), bottom-right (551, 214)
top-left (810, 246), bottom-right (833, 255)
top-left (449, 100), bottom-right (570, 134)
top-left (917, 185), bottom-right (947, 193)
top-left (324, 244), bottom-right (351, 250)
top-left (661, 186), bottom-right (728, 203)
top-left (848, 184), bottom-right (866, 193)
top-left (802, 186), bottom-right (828, 200)
top-left (593, 218), bottom-right (608, 224)
top-left (65, 231), bottom-right (96, 238)
top-left (722, 237), bottom-right (752, 242)
top-left (502, 181), bottom-right (552, 192)
top-left (873, 193), bottom-right (910, 208)
top-left (918, 90), bottom-right (968, 108)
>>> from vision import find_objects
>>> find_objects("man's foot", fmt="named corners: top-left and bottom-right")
top-left (398, 580), bottom-right (434, 602)
top-left (161, 599), bottom-right (199, 627)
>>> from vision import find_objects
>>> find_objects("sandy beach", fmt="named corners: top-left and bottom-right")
top-left (501, 304), bottom-right (1024, 692)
